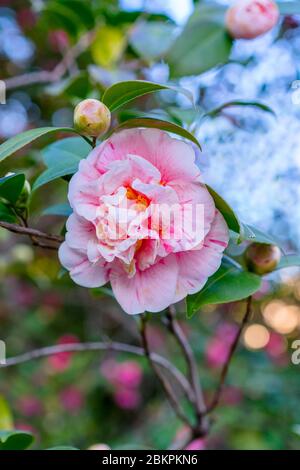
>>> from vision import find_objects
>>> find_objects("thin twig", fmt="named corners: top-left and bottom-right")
top-left (4, 30), bottom-right (97, 90)
top-left (0, 220), bottom-right (63, 244)
top-left (0, 341), bottom-right (192, 400)
top-left (140, 315), bottom-right (193, 428)
top-left (166, 306), bottom-right (209, 436)
top-left (206, 296), bottom-right (253, 414)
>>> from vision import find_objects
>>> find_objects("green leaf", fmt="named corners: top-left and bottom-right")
top-left (42, 203), bottom-right (72, 217)
top-left (207, 186), bottom-right (240, 233)
top-left (0, 174), bottom-right (25, 204)
top-left (33, 136), bottom-right (91, 190)
top-left (166, 5), bottom-right (232, 78)
top-left (0, 396), bottom-right (13, 431)
top-left (239, 223), bottom-right (284, 248)
top-left (0, 127), bottom-right (86, 163)
top-left (187, 262), bottom-right (261, 317)
top-left (41, 136), bottom-right (90, 168)
top-left (129, 22), bottom-right (178, 61)
top-left (0, 430), bottom-right (34, 450)
top-left (102, 80), bottom-right (193, 112)
top-left (278, 1), bottom-right (300, 15)
top-left (111, 117), bottom-right (201, 149)
top-left (43, 0), bottom-right (94, 36)
top-left (0, 202), bottom-right (17, 223)
top-left (33, 160), bottom-right (79, 191)
top-left (276, 254), bottom-right (300, 270)
top-left (205, 100), bottom-right (276, 118)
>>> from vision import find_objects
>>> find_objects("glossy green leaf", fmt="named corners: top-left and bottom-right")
top-left (166, 5), bottom-right (232, 78)
top-left (41, 136), bottom-right (90, 168)
top-left (129, 22), bottom-right (177, 61)
top-left (33, 136), bottom-right (91, 190)
top-left (33, 161), bottom-right (79, 191)
top-left (111, 117), bottom-right (201, 149)
top-left (0, 174), bottom-right (25, 204)
top-left (42, 203), bottom-right (72, 217)
top-left (0, 127), bottom-right (85, 163)
top-left (239, 223), bottom-right (284, 248)
top-left (205, 100), bottom-right (276, 118)
top-left (207, 186), bottom-right (240, 233)
top-left (102, 80), bottom-right (193, 112)
top-left (0, 202), bottom-right (17, 223)
top-left (187, 262), bottom-right (261, 317)
top-left (0, 430), bottom-right (34, 450)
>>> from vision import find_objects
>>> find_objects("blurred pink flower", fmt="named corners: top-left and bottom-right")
top-left (113, 388), bottom-right (141, 410)
top-left (17, 8), bottom-right (37, 29)
top-left (266, 332), bottom-right (286, 358)
top-left (226, 0), bottom-right (279, 39)
top-left (206, 338), bottom-right (230, 368)
top-left (206, 323), bottom-right (238, 368)
top-left (17, 396), bottom-right (43, 417)
top-left (185, 438), bottom-right (206, 451)
top-left (101, 360), bottom-right (143, 389)
top-left (48, 30), bottom-right (70, 52)
top-left (15, 422), bottom-right (36, 435)
top-left (15, 282), bottom-right (36, 308)
top-left (59, 128), bottom-right (228, 314)
top-left (48, 334), bottom-right (79, 372)
top-left (60, 386), bottom-right (84, 412)
top-left (115, 361), bottom-right (143, 388)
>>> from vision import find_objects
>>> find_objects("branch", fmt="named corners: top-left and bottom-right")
top-left (206, 296), bottom-right (253, 414)
top-left (166, 306), bottom-right (209, 436)
top-left (0, 220), bottom-right (63, 249)
top-left (140, 315), bottom-right (193, 428)
top-left (4, 30), bottom-right (97, 90)
top-left (0, 341), bottom-right (193, 400)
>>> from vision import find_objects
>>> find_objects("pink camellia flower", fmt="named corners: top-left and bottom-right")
top-left (59, 129), bottom-right (229, 314)
top-left (226, 0), bottom-right (279, 39)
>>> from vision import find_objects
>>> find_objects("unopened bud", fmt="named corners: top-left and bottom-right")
top-left (244, 243), bottom-right (281, 275)
top-left (74, 99), bottom-right (111, 137)
top-left (15, 179), bottom-right (31, 215)
top-left (225, 0), bottom-right (279, 40)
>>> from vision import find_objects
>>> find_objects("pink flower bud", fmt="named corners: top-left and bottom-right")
top-left (226, 0), bottom-right (279, 39)
top-left (74, 99), bottom-right (111, 137)
top-left (244, 243), bottom-right (281, 275)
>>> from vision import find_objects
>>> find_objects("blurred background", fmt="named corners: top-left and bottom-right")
top-left (1, 0), bottom-right (300, 450)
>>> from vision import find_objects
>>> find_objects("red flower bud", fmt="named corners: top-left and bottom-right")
top-left (244, 243), bottom-right (281, 275)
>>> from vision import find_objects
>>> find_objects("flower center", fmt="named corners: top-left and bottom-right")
top-left (126, 186), bottom-right (150, 209)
